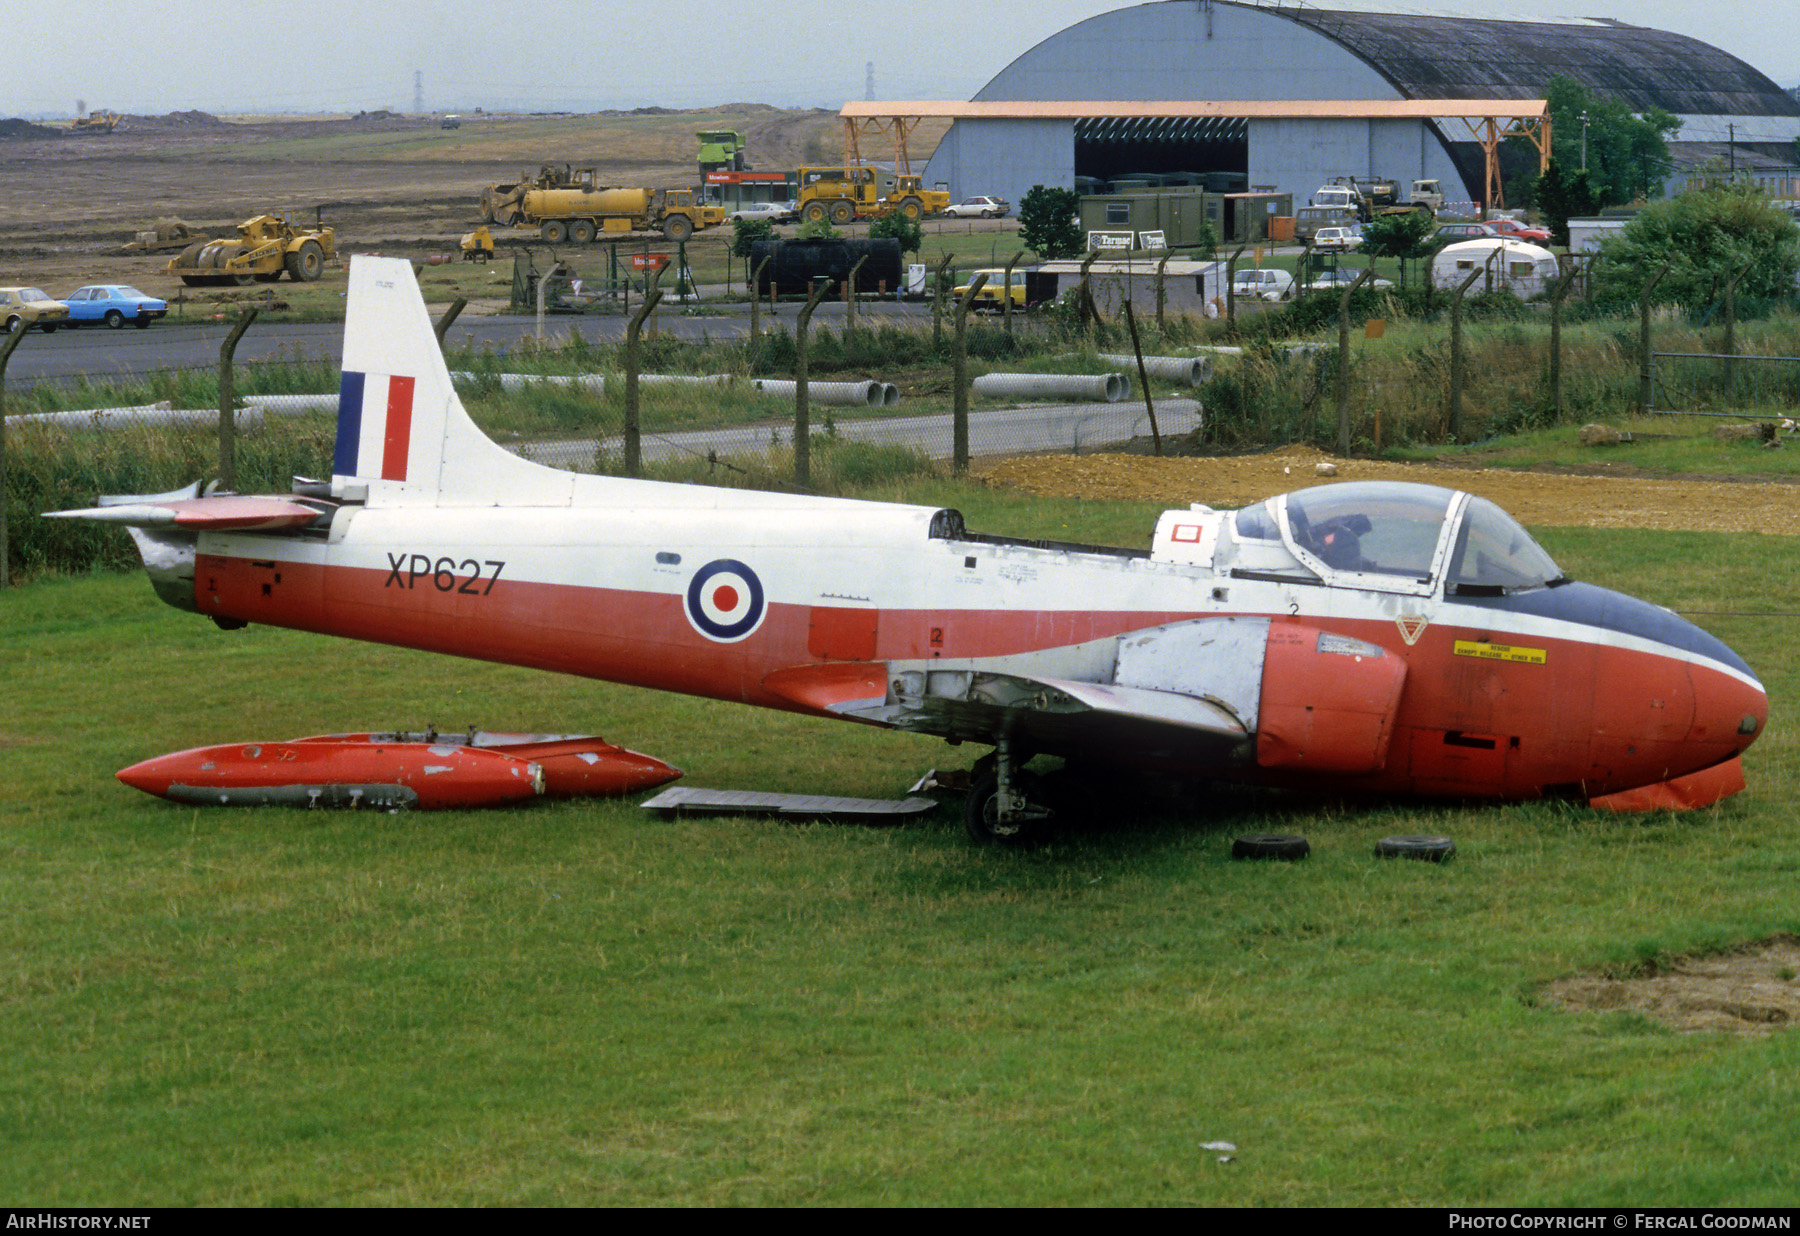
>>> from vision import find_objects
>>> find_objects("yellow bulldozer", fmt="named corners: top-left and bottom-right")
top-left (166, 213), bottom-right (337, 286)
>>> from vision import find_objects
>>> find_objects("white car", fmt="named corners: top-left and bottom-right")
top-left (1230, 268), bottom-right (1295, 301)
top-left (727, 201), bottom-right (797, 224)
top-left (943, 196), bottom-right (1010, 219)
top-left (1312, 226), bottom-right (1362, 253)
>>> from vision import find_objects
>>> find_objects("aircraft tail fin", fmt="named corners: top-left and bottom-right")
top-left (332, 255), bottom-right (574, 507)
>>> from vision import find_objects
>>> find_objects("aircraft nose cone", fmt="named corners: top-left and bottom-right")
top-left (1691, 659), bottom-right (1768, 761)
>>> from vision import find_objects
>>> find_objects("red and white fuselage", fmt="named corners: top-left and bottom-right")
top-left (54, 256), bottom-right (1766, 815)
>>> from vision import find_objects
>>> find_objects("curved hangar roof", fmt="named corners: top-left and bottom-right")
top-left (978, 2), bottom-right (1798, 120)
top-left (1275, 7), bottom-right (1798, 117)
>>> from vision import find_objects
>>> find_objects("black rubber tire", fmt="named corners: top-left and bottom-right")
top-left (898, 197), bottom-right (923, 220)
top-left (1375, 835), bottom-right (1456, 862)
top-left (104, 309), bottom-right (124, 329)
top-left (662, 214), bottom-right (694, 242)
top-left (829, 201), bottom-right (855, 226)
top-left (801, 201), bottom-right (828, 224)
top-left (286, 239), bottom-right (325, 282)
top-left (569, 219), bottom-right (596, 243)
top-left (2, 316), bottom-right (19, 334)
top-left (541, 221), bottom-right (568, 244)
top-left (963, 771), bottom-right (1052, 848)
top-left (133, 318), bottom-right (150, 329)
top-left (1231, 833), bottom-right (1311, 861)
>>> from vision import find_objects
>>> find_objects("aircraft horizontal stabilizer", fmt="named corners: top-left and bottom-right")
top-left (45, 494), bottom-right (324, 532)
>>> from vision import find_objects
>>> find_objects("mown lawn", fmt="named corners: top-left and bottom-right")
top-left (3, 482), bottom-right (1796, 1206)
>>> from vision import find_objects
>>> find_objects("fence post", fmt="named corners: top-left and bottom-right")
top-left (1077, 251), bottom-right (1101, 336)
top-left (749, 254), bottom-right (771, 331)
top-left (1446, 266), bottom-right (1482, 442)
top-left (1155, 251), bottom-right (1174, 332)
top-left (1547, 266), bottom-right (1581, 423)
top-left (1638, 264), bottom-right (1670, 413)
top-left (845, 253), bottom-right (869, 337)
top-left (1002, 250), bottom-right (1025, 335)
top-left (793, 278), bottom-right (833, 487)
top-left (217, 307), bottom-right (258, 491)
top-left (433, 297), bottom-right (467, 347)
top-left (1122, 300), bottom-right (1162, 456)
top-left (1225, 244), bottom-right (1246, 335)
top-left (1336, 267), bottom-right (1375, 454)
top-left (931, 253), bottom-right (955, 351)
top-left (1722, 257), bottom-right (1754, 407)
top-left (0, 327), bottom-right (26, 587)
top-left (952, 274), bottom-right (989, 475)
top-left (623, 273), bottom-right (664, 478)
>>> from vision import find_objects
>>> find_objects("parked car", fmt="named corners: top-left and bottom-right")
top-left (62, 284), bottom-right (167, 329)
top-left (1230, 268), bottom-right (1295, 301)
top-left (1312, 226), bottom-right (1362, 253)
top-left (0, 286), bottom-right (69, 333)
top-left (727, 200), bottom-right (798, 224)
top-left (1484, 217), bottom-right (1553, 244)
top-left (953, 268), bottom-right (1029, 311)
top-left (1304, 269), bottom-right (1395, 292)
top-left (943, 195), bottom-right (1011, 219)
top-left (1432, 222), bottom-right (1500, 244)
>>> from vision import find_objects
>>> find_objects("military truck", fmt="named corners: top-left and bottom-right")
top-left (1312, 177), bottom-right (1441, 222)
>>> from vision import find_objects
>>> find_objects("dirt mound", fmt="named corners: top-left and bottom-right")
top-left (160, 109), bottom-right (226, 126)
top-left (0, 118), bottom-right (64, 140)
top-left (980, 447), bottom-right (1799, 536)
top-left (1543, 937), bottom-right (1800, 1036)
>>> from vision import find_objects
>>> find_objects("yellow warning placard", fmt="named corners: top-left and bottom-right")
top-left (1454, 639), bottom-right (1546, 665)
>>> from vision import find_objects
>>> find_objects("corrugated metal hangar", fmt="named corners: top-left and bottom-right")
top-left (889, 0), bottom-right (1800, 209)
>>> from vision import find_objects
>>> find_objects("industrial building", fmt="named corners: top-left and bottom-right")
top-left (899, 0), bottom-right (1800, 211)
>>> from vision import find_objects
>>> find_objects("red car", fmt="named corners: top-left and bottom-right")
top-left (1485, 217), bottom-right (1553, 244)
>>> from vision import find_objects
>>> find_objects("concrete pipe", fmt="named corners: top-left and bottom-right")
top-left (451, 371), bottom-right (606, 394)
top-left (752, 378), bottom-right (884, 407)
top-left (639, 373), bottom-right (734, 387)
top-left (246, 392), bottom-right (339, 416)
top-left (8, 403), bottom-right (263, 432)
top-left (1097, 354), bottom-right (1213, 386)
top-left (971, 372), bottom-right (1130, 403)
top-left (880, 383), bottom-right (899, 407)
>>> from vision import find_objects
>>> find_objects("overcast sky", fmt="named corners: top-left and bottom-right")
top-left (7, 0), bottom-right (1795, 118)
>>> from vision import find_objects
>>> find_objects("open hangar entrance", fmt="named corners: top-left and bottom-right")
top-left (1073, 115), bottom-right (1249, 191)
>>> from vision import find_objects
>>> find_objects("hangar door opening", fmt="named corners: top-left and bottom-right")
top-left (1073, 115), bottom-right (1249, 194)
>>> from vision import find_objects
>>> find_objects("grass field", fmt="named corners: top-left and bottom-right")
top-left (4, 478), bottom-right (1798, 1206)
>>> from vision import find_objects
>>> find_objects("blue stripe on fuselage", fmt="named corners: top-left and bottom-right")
top-left (1457, 581), bottom-right (1754, 679)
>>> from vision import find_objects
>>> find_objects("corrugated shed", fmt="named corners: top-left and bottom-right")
top-left (1267, 6), bottom-right (1800, 118)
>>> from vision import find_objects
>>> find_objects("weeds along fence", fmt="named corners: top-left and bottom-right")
top-left (1205, 288), bottom-right (1800, 449)
top-left (1648, 352), bottom-right (1800, 417)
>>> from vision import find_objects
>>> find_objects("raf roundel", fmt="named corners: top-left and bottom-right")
top-left (684, 559), bottom-right (767, 642)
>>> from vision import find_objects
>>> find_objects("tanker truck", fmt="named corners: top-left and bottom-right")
top-left (507, 169), bottom-right (726, 243)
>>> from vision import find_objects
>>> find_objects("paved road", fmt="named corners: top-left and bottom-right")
top-left (518, 399), bottom-right (1202, 469)
top-left (2, 298), bottom-right (945, 391)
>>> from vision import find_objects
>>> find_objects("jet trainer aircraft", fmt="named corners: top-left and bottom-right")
top-left (52, 256), bottom-right (1767, 843)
